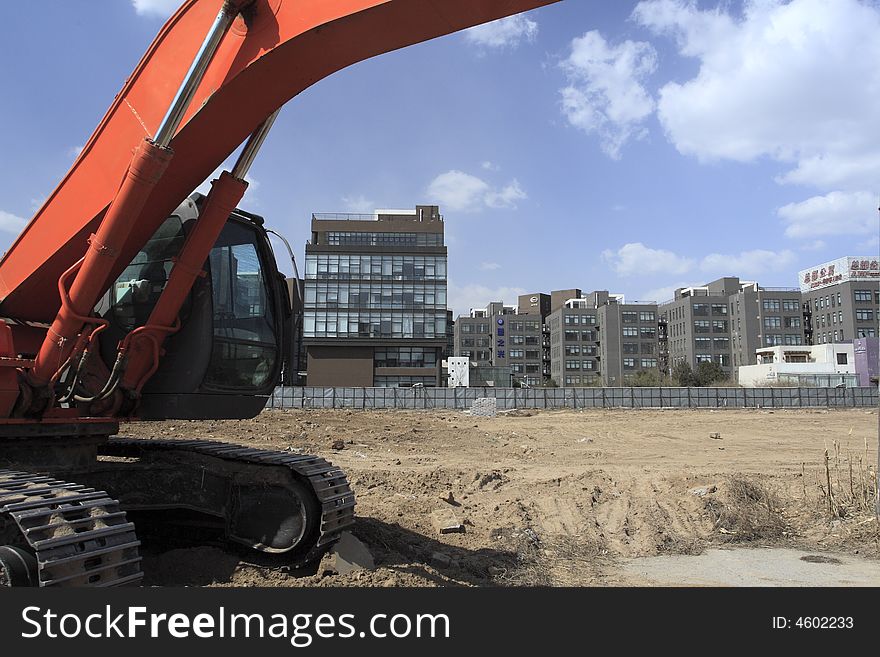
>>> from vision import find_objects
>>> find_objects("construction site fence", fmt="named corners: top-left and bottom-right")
top-left (268, 386), bottom-right (879, 411)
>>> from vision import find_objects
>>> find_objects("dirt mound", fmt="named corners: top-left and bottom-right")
top-left (121, 407), bottom-right (878, 586)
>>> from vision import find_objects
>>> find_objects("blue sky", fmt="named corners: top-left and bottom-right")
top-left (1, 0), bottom-right (878, 316)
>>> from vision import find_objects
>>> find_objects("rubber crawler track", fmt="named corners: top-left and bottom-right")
top-left (0, 470), bottom-right (143, 587)
top-left (103, 438), bottom-right (356, 563)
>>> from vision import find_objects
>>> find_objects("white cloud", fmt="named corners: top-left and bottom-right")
top-left (560, 30), bottom-right (657, 159)
top-left (0, 210), bottom-right (27, 234)
top-left (480, 262), bottom-right (501, 271)
top-left (640, 281), bottom-right (699, 304)
top-left (447, 281), bottom-right (526, 317)
top-left (799, 240), bottom-right (826, 252)
top-left (67, 145), bottom-right (84, 160)
top-left (464, 15), bottom-right (538, 50)
top-left (699, 249), bottom-right (797, 278)
top-left (481, 161), bottom-right (500, 171)
top-left (633, 0), bottom-right (880, 192)
top-left (777, 191), bottom-right (878, 239)
top-left (131, 0), bottom-right (179, 17)
top-left (485, 179), bottom-right (527, 209)
top-left (859, 235), bottom-right (880, 253)
top-left (426, 170), bottom-right (527, 213)
top-left (341, 195), bottom-right (375, 214)
top-left (601, 242), bottom-right (693, 277)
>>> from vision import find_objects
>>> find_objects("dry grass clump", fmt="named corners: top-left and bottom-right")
top-left (814, 437), bottom-right (877, 519)
top-left (704, 476), bottom-right (787, 542)
top-left (505, 533), bottom-right (607, 586)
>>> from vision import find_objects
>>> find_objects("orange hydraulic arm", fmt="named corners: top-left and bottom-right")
top-left (0, 0), bottom-right (559, 321)
top-left (0, 0), bottom-right (559, 414)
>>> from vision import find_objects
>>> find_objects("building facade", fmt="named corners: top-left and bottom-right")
top-left (453, 301), bottom-right (546, 386)
top-left (302, 205), bottom-right (447, 386)
top-left (728, 283), bottom-right (804, 369)
top-left (798, 257), bottom-right (880, 345)
top-left (661, 278), bottom-right (740, 377)
top-left (547, 290), bottom-right (659, 386)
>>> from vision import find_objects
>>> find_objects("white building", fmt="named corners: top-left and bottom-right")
top-left (444, 357), bottom-right (470, 387)
top-left (737, 344), bottom-right (857, 387)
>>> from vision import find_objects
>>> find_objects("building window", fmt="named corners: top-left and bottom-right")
top-left (623, 358), bottom-right (636, 369)
top-left (565, 344), bottom-right (581, 356)
top-left (511, 364), bottom-right (524, 374)
top-left (764, 334), bottom-right (782, 346)
top-left (694, 320), bottom-right (710, 333)
top-left (640, 342), bottom-right (655, 354)
top-left (509, 349), bottom-right (525, 358)
top-left (711, 304), bottom-right (727, 315)
top-left (836, 352), bottom-right (848, 365)
top-left (857, 328), bottom-right (876, 337)
top-left (511, 335), bottom-right (525, 345)
top-left (782, 299), bottom-right (800, 312)
top-left (564, 331), bottom-right (579, 341)
top-left (622, 327), bottom-right (639, 337)
top-left (622, 312), bottom-right (638, 323)
top-left (695, 354), bottom-right (712, 363)
top-left (638, 311), bottom-right (656, 322)
top-left (640, 327), bottom-right (656, 338)
top-left (763, 316), bottom-right (782, 329)
top-left (695, 337), bottom-right (711, 350)
top-left (564, 314), bottom-right (579, 325)
top-left (525, 350), bottom-right (540, 359)
top-left (565, 375), bottom-right (580, 385)
top-left (583, 360), bottom-right (595, 370)
top-left (713, 337), bottom-right (729, 350)
top-left (510, 321), bottom-right (524, 332)
top-left (856, 309), bottom-right (874, 321)
top-left (854, 290), bottom-right (872, 302)
top-left (565, 360), bottom-right (581, 370)
top-left (712, 320), bottom-right (728, 333)
top-left (373, 375), bottom-right (436, 387)
top-left (784, 316), bottom-right (801, 328)
top-left (784, 334), bottom-right (803, 345)
top-left (640, 358), bottom-right (657, 368)
top-left (693, 304), bottom-right (709, 316)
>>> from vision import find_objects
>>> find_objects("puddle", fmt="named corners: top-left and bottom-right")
top-left (622, 548), bottom-right (880, 586)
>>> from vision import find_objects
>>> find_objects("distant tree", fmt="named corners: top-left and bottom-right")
top-left (545, 378), bottom-right (559, 388)
top-left (672, 361), bottom-right (698, 387)
top-left (695, 361), bottom-right (726, 387)
top-left (630, 370), bottom-right (663, 387)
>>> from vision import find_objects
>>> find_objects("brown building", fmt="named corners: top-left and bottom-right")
top-left (302, 206), bottom-right (447, 386)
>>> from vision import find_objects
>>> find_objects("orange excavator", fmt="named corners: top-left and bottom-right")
top-left (0, 0), bottom-right (559, 586)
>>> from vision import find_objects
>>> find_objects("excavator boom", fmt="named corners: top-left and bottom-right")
top-left (0, 0), bottom-right (559, 322)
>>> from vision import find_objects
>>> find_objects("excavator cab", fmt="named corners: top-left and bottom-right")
top-left (99, 195), bottom-right (290, 420)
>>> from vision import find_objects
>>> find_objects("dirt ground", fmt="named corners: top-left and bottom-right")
top-left (121, 407), bottom-right (879, 587)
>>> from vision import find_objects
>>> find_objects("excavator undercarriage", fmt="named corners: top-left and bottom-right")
top-left (0, 424), bottom-right (354, 586)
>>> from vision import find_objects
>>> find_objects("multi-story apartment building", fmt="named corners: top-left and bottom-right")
top-left (728, 283), bottom-right (804, 369)
top-left (660, 277), bottom-right (740, 377)
top-left (799, 257), bottom-right (880, 344)
top-left (302, 205), bottom-right (447, 386)
top-left (548, 290), bottom-right (659, 386)
top-left (454, 301), bottom-right (546, 386)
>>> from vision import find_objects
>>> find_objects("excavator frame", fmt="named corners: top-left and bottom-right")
top-left (0, 0), bottom-right (560, 586)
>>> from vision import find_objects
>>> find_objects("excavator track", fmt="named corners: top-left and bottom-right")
top-left (102, 438), bottom-right (356, 564)
top-left (0, 470), bottom-right (142, 587)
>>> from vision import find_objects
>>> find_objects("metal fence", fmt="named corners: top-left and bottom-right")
top-left (267, 386), bottom-right (879, 410)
